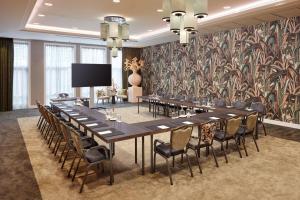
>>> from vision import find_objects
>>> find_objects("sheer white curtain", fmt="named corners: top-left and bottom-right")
top-left (45, 43), bottom-right (75, 104)
top-left (13, 41), bottom-right (30, 109)
top-left (111, 50), bottom-right (123, 89)
top-left (80, 46), bottom-right (107, 102)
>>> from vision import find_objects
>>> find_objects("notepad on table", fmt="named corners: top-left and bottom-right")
top-left (70, 113), bottom-right (79, 116)
top-left (77, 117), bottom-right (88, 121)
top-left (182, 121), bottom-right (193, 125)
top-left (157, 125), bottom-right (169, 129)
top-left (246, 108), bottom-right (253, 111)
top-left (209, 117), bottom-right (220, 120)
top-left (98, 130), bottom-right (112, 135)
top-left (86, 123), bottom-right (98, 127)
top-left (227, 113), bottom-right (236, 117)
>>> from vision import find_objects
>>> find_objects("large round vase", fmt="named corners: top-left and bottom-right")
top-left (128, 71), bottom-right (141, 86)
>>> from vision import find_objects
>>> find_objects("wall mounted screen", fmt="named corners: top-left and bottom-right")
top-left (72, 64), bottom-right (112, 87)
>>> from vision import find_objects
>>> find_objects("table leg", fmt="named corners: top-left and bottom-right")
top-left (109, 142), bottom-right (114, 185)
top-left (135, 137), bottom-right (138, 164)
top-left (142, 136), bottom-right (145, 175)
top-left (138, 98), bottom-right (140, 114)
top-left (150, 134), bottom-right (154, 173)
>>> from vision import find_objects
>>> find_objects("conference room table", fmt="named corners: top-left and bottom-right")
top-left (51, 101), bottom-right (255, 185)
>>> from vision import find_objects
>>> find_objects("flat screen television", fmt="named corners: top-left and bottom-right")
top-left (72, 63), bottom-right (112, 87)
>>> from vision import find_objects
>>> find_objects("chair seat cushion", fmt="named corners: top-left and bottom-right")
top-left (155, 143), bottom-right (184, 157)
top-left (81, 138), bottom-right (98, 149)
top-left (213, 130), bottom-right (225, 140)
top-left (85, 148), bottom-right (107, 163)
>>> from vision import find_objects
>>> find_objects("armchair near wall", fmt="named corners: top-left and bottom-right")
top-left (96, 89), bottom-right (110, 104)
top-left (116, 89), bottom-right (128, 103)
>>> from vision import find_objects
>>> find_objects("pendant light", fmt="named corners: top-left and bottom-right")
top-left (171, 0), bottom-right (186, 16)
top-left (111, 47), bottom-right (118, 58)
top-left (100, 22), bottom-right (109, 41)
top-left (162, 0), bottom-right (171, 22)
top-left (194, 0), bottom-right (208, 19)
top-left (170, 15), bottom-right (181, 33)
top-left (121, 23), bottom-right (129, 41)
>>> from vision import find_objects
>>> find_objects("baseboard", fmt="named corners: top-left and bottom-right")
top-left (264, 119), bottom-right (300, 130)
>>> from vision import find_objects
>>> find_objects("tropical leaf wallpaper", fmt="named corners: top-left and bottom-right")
top-left (141, 16), bottom-right (300, 124)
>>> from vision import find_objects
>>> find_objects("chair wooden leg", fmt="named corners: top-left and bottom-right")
top-left (172, 156), bottom-right (175, 167)
top-left (153, 152), bottom-right (156, 172)
top-left (194, 149), bottom-right (202, 174)
top-left (181, 153), bottom-right (183, 164)
top-left (166, 158), bottom-right (173, 185)
top-left (262, 123), bottom-right (267, 136)
top-left (210, 146), bottom-right (219, 168)
top-left (252, 134), bottom-right (260, 152)
top-left (226, 140), bottom-right (229, 149)
top-left (221, 142), bottom-right (228, 163)
top-left (241, 136), bottom-right (248, 156)
top-left (59, 143), bottom-right (67, 162)
top-left (68, 156), bottom-right (77, 177)
top-left (79, 166), bottom-right (89, 193)
top-left (234, 138), bottom-right (243, 158)
top-left (54, 137), bottom-right (62, 155)
top-left (61, 147), bottom-right (70, 169)
top-left (72, 158), bottom-right (82, 181)
top-left (186, 153), bottom-right (194, 177)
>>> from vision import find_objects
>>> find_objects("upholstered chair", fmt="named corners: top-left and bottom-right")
top-left (250, 102), bottom-right (267, 136)
top-left (154, 126), bottom-right (194, 185)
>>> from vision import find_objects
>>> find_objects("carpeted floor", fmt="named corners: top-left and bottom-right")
top-left (11, 106), bottom-right (300, 200)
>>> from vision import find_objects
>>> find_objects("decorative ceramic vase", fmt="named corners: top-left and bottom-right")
top-left (128, 70), bottom-right (141, 86)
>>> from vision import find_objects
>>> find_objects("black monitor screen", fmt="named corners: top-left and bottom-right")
top-left (72, 63), bottom-right (112, 87)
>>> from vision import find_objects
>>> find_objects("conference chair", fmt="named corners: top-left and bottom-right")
top-left (69, 128), bottom-right (110, 193)
top-left (250, 102), bottom-right (267, 136)
top-left (237, 113), bottom-right (260, 154)
top-left (154, 126), bottom-right (194, 185)
top-left (213, 117), bottom-right (243, 163)
top-left (187, 123), bottom-right (219, 173)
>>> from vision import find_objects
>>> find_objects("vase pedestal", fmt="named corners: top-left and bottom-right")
top-left (128, 86), bottom-right (142, 103)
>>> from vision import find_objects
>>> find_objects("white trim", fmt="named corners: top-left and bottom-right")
top-left (264, 119), bottom-right (300, 129)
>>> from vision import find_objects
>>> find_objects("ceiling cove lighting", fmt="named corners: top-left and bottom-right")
top-left (100, 16), bottom-right (129, 57)
top-left (44, 2), bottom-right (53, 6)
top-left (113, 0), bottom-right (120, 3)
top-left (161, 0), bottom-right (207, 45)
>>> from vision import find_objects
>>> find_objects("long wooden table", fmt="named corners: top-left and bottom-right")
top-left (51, 101), bottom-right (255, 185)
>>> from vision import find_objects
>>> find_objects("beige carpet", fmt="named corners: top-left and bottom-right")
top-left (18, 106), bottom-right (300, 200)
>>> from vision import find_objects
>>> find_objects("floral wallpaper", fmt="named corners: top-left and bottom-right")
top-left (141, 16), bottom-right (300, 124)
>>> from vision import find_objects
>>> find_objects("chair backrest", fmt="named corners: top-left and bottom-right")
top-left (232, 100), bottom-right (247, 109)
top-left (171, 126), bottom-right (193, 150)
top-left (69, 128), bottom-right (84, 157)
top-left (250, 102), bottom-right (266, 115)
top-left (59, 121), bottom-right (73, 146)
top-left (226, 117), bottom-right (242, 136)
top-left (201, 123), bottom-right (216, 144)
top-left (214, 98), bottom-right (226, 107)
top-left (246, 113), bottom-right (258, 131)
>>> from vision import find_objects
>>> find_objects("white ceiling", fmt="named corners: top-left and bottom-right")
top-left (0, 0), bottom-right (300, 47)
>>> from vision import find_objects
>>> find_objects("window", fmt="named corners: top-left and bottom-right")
top-left (13, 41), bottom-right (30, 109)
top-left (80, 46), bottom-right (107, 101)
top-left (111, 50), bottom-right (123, 90)
top-left (45, 43), bottom-right (75, 104)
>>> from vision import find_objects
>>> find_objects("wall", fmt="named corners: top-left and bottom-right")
top-left (141, 16), bottom-right (300, 124)
top-left (28, 40), bottom-right (109, 105)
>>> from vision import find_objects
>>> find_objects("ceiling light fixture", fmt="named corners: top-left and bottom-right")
top-left (100, 16), bottom-right (129, 57)
top-left (113, 0), bottom-right (120, 3)
top-left (44, 2), bottom-right (53, 6)
top-left (38, 14), bottom-right (45, 17)
top-left (157, 9), bottom-right (163, 12)
top-left (223, 6), bottom-right (231, 10)
top-left (161, 0), bottom-right (207, 45)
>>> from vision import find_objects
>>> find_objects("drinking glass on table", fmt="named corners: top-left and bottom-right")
top-left (116, 114), bottom-right (122, 122)
top-left (179, 106), bottom-right (185, 117)
top-left (171, 111), bottom-right (178, 119)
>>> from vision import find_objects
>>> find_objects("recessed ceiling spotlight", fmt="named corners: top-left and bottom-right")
top-left (44, 2), bottom-right (53, 6)
top-left (113, 0), bottom-right (120, 3)
top-left (157, 9), bottom-right (163, 12)
top-left (38, 14), bottom-right (45, 17)
top-left (223, 6), bottom-right (231, 9)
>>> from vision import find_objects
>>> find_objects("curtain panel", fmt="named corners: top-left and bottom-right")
top-left (0, 38), bottom-right (14, 111)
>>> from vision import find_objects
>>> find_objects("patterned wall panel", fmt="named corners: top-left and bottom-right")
top-left (141, 17), bottom-right (300, 124)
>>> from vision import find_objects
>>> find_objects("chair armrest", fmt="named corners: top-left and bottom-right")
top-left (154, 139), bottom-right (165, 147)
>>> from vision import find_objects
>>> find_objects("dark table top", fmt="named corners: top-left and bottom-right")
top-left (51, 101), bottom-right (255, 143)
